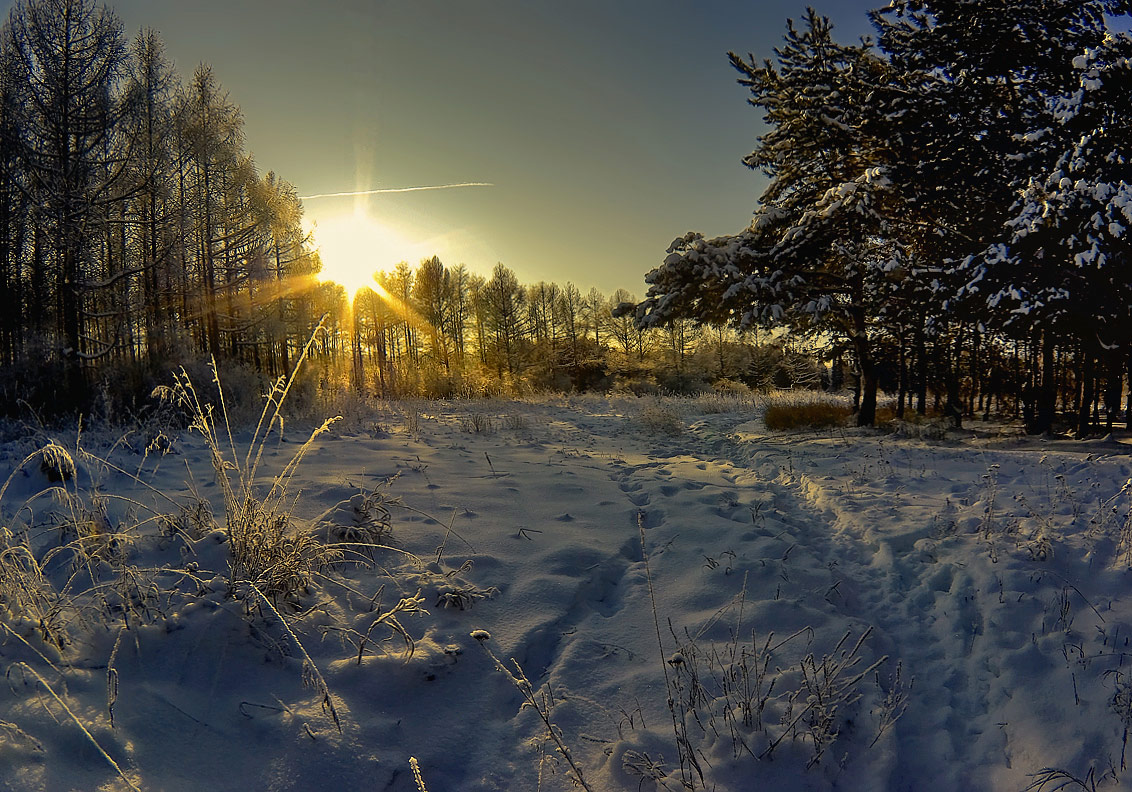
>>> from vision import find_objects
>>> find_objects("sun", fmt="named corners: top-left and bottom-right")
top-left (310, 210), bottom-right (424, 298)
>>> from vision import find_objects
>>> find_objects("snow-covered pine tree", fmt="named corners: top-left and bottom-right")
top-left (631, 10), bottom-right (902, 425)
top-left (872, 0), bottom-right (1125, 433)
top-left (964, 30), bottom-right (1132, 435)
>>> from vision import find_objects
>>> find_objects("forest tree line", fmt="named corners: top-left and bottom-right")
top-left (330, 256), bottom-right (831, 400)
top-left (0, 0), bottom-right (327, 413)
top-left (630, 1), bottom-right (1132, 435)
top-left (0, 0), bottom-right (826, 418)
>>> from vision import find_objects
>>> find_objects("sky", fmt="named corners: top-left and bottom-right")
top-left (2, 0), bottom-right (881, 296)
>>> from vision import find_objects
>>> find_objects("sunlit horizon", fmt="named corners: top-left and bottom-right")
top-left (309, 209), bottom-right (432, 299)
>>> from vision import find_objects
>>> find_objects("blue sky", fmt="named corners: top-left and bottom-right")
top-left (2, 0), bottom-right (881, 294)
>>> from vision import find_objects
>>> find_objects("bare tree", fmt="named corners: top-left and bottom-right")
top-left (3, 0), bottom-right (132, 399)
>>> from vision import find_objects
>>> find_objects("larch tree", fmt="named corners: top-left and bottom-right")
top-left (177, 63), bottom-right (243, 357)
top-left (2, 0), bottom-right (131, 400)
top-left (482, 262), bottom-right (525, 378)
top-left (122, 29), bottom-right (178, 369)
top-left (414, 255), bottom-right (453, 373)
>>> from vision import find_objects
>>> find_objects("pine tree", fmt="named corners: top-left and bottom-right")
top-left (966, 31), bottom-right (1132, 434)
top-left (634, 10), bottom-right (898, 424)
top-left (871, 0), bottom-right (1126, 431)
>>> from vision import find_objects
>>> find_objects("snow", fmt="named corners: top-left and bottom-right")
top-left (4, 394), bottom-right (1132, 790)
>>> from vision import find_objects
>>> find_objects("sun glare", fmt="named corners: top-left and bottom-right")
top-left (311, 211), bottom-right (425, 298)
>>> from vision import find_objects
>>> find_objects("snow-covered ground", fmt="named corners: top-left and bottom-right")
top-left (3, 392), bottom-right (1132, 791)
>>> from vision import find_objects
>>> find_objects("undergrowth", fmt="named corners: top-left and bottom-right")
top-left (0, 321), bottom-right (488, 787)
top-left (763, 396), bottom-right (853, 432)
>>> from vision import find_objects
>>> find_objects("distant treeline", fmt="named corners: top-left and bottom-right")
top-left (630, 2), bottom-right (1132, 435)
top-left (338, 258), bottom-right (832, 399)
top-left (0, 0), bottom-right (820, 418)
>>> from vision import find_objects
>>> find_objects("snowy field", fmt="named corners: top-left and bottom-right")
top-left (3, 392), bottom-right (1132, 791)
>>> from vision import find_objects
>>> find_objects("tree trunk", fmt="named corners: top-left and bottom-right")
top-left (915, 324), bottom-right (927, 415)
top-left (851, 310), bottom-right (876, 426)
top-left (944, 326), bottom-right (963, 429)
top-left (897, 332), bottom-right (907, 420)
top-left (1030, 333), bottom-right (1057, 434)
top-left (1078, 349), bottom-right (1095, 438)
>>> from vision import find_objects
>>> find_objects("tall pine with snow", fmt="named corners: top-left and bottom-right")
top-left (872, 0), bottom-right (1127, 433)
top-left (965, 31), bottom-right (1132, 434)
top-left (632, 10), bottom-right (904, 425)
top-left (633, 1), bottom-right (1132, 431)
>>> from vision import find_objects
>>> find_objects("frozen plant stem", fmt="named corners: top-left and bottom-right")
top-left (473, 635), bottom-right (594, 792)
top-left (8, 662), bottom-right (141, 791)
top-left (247, 583), bottom-right (343, 734)
top-left (639, 510), bottom-right (703, 789)
top-left (409, 756), bottom-right (429, 792)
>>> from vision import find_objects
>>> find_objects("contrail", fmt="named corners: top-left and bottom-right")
top-left (299, 182), bottom-right (494, 200)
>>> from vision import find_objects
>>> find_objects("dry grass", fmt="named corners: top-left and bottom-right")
top-left (0, 320), bottom-right (443, 777)
top-left (153, 356), bottom-right (340, 603)
top-left (638, 402), bottom-right (684, 436)
top-left (763, 395), bottom-right (854, 431)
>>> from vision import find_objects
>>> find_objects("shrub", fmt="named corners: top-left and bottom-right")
top-left (763, 398), bottom-right (853, 431)
top-left (638, 402), bottom-right (684, 435)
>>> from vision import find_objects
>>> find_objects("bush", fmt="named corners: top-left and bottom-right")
top-left (655, 370), bottom-right (710, 395)
top-left (763, 398), bottom-right (853, 431)
top-left (638, 402), bottom-right (684, 435)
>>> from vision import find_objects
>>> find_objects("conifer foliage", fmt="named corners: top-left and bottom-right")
top-left (631, 2), bottom-right (1132, 433)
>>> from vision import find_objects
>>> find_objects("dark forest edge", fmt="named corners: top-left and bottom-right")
top-left (626, 2), bottom-right (1132, 437)
top-left (0, 0), bottom-right (821, 424)
top-left (3, 0), bottom-right (1131, 440)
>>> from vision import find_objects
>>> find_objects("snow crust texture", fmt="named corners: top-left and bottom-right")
top-left (3, 396), bottom-right (1132, 791)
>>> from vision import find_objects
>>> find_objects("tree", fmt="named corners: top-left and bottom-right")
top-left (253, 170), bottom-right (310, 377)
top-left (481, 262), bottom-right (525, 378)
top-left (121, 28), bottom-right (178, 369)
top-left (965, 31), bottom-right (1132, 435)
top-left (3, 0), bottom-right (131, 400)
top-left (871, 0), bottom-right (1127, 432)
top-left (178, 63), bottom-right (243, 356)
top-left (633, 10), bottom-right (897, 424)
top-left (414, 255), bottom-right (452, 371)
top-left (557, 282), bottom-right (584, 367)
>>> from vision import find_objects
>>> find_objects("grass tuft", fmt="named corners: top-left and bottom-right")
top-left (152, 320), bottom-right (341, 602)
top-left (638, 402), bottom-right (684, 436)
top-left (763, 396), bottom-right (853, 431)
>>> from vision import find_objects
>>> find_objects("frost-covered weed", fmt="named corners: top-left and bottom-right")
top-left (658, 616), bottom-right (888, 775)
top-left (638, 402), bottom-right (684, 436)
top-left (762, 393), bottom-right (853, 432)
top-left (502, 410), bottom-right (529, 431)
top-left (888, 416), bottom-right (951, 440)
top-left (473, 633), bottom-right (595, 792)
top-left (460, 411), bottom-right (493, 434)
top-left (318, 477), bottom-right (399, 547)
top-left (1023, 766), bottom-right (1106, 791)
top-left (686, 387), bottom-right (759, 415)
top-left (153, 352), bottom-right (341, 602)
top-left (1111, 670), bottom-right (1132, 770)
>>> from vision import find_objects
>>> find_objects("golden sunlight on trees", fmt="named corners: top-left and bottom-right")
top-left (0, 0), bottom-right (846, 416)
top-left (311, 210), bottom-right (427, 299)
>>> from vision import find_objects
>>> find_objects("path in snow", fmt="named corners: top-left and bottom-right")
top-left (4, 396), bottom-right (1132, 791)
